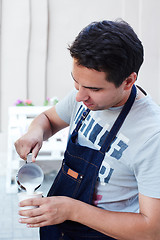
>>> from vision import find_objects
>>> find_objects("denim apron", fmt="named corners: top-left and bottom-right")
top-left (40, 85), bottom-right (136, 240)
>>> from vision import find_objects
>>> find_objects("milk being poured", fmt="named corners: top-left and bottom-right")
top-left (20, 177), bottom-right (43, 195)
top-left (17, 154), bottom-right (44, 194)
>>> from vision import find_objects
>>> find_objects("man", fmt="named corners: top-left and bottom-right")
top-left (15, 20), bottom-right (160, 239)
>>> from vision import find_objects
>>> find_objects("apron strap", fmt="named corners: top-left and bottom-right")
top-left (74, 108), bottom-right (90, 132)
top-left (74, 84), bottom-right (136, 154)
top-left (100, 84), bottom-right (136, 154)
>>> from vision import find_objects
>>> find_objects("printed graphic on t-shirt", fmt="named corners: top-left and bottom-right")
top-left (74, 106), bottom-right (129, 185)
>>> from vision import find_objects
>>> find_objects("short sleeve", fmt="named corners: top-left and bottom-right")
top-left (55, 89), bottom-right (77, 124)
top-left (133, 132), bottom-right (160, 198)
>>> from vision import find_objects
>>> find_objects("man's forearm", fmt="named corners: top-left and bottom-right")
top-left (70, 199), bottom-right (158, 240)
top-left (27, 112), bottom-right (53, 141)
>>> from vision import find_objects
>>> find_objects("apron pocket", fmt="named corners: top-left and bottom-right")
top-left (48, 162), bottom-right (83, 198)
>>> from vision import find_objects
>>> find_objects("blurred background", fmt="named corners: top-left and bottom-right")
top-left (0, 0), bottom-right (160, 239)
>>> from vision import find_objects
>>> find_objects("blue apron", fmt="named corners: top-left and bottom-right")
top-left (40, 85), bottom-right (136, 240)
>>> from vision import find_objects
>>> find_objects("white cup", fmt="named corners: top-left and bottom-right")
top-left (18, 191), bottom-right (43, 210)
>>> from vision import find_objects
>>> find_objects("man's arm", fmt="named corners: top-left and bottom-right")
top-left (19, 193), bottom-right (160, 240)
top-left (70, 193), bottom-right (160, 240)
top-left (14, 106), bottom-right (69, 161)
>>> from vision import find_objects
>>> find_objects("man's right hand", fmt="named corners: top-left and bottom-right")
top-left (14, 130), bottom-right (43, 162)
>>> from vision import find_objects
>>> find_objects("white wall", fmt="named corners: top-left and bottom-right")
top-left (1, 0), bottom-right (160, 172)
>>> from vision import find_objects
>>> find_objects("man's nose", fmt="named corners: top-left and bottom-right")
top-left (76, 87), bottom-right (89, 102)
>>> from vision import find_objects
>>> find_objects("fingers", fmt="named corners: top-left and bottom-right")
top-left (19, 208), bottom-right (58, 228)
top-left (19, 206), bottom-right (43, 218)
top-left (19, 197), bottom-right (43, 208)
top-left (19, 216), bottom-right (49, 228)
top-left (14, 126), bottom-right (43, 158)
top-left (18, 199), bottom-right (57, 228)
top-left (31, 143), bottom-right (41, 162)
top-left (27, 220), bottom-right (49, 228)
top-left (19, 212), bottom-right (47, 227)
top-left (19, 199), bottom-right (46, 227)
top-left (14, 140), bottom-right (28, 160)
top-left (27, 222), bottom-right (48, 228)
top-left (18, 196), bottom-right (72, 228)
top-left (15, 137), bottom-right (42, 161)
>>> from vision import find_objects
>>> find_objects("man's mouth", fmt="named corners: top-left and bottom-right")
top-left (83, 102), bottom-right (94, 108)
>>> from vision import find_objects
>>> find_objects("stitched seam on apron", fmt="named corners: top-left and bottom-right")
top-left (66, 150), bottom-right (100, 168)
top-left (99, 150), bottom-right (105, 155)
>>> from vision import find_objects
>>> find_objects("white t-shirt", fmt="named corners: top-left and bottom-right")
top-left (55, 89), bottom-right (160, 213)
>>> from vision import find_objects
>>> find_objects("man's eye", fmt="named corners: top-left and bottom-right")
top-left (91, 88), bottom-right (101, 92)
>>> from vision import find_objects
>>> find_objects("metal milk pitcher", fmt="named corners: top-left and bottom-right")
top-left (16, 153), bottom-right (44, 193)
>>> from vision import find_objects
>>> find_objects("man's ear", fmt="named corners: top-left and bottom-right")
top-left (123, 72), bottom-right (137, 90)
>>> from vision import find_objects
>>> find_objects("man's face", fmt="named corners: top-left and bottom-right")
top-left (72, 59), bottom-right (130, 111)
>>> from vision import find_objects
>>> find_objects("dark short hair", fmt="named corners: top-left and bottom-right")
top-left (68, 20), bottom-right (144, 87)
